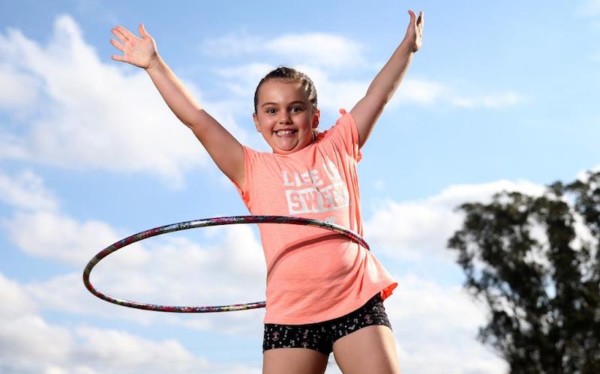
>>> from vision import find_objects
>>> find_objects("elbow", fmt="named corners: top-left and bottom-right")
top-left (179, 109), bottom-right (208, 130)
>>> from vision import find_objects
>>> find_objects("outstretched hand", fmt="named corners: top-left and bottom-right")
top-left (110, 24), bottom-right (158, 69)
top-left (406, 10), bottom-right (424, 53)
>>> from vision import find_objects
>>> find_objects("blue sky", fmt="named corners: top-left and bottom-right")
top-left (1, 0), bottom-right (599, 373)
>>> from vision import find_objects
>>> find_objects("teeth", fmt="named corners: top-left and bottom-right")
top-left (276, 130), bottom-right (295, 136)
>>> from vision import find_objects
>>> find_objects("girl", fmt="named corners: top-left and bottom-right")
top-left (111, 9), bottom-right (423, 374)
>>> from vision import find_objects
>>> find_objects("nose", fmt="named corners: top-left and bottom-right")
top-left (278, 110), bottom-right (292, 124)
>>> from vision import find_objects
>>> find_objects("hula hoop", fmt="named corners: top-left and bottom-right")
top-left (83, 215), bottom-right (369, 313)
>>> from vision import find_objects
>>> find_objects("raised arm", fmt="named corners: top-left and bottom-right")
top-left (110, 25), bottom-right (246, 187)
top-left (350, 10), bottom-right (424, 148)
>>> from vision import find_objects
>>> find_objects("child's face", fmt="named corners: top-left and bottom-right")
top-left (253, 79), bottom-right (320, 155)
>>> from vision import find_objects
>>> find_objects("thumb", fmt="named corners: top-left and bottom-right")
top-left (138, 24), bottom-right (150, 38)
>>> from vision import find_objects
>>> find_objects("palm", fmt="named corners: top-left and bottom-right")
top-left (408, 11), bottom-right (424, 53)
top-left (414, 21), bottom-right (423, 51)
top-left (110, 25), bottom-right (157, 69)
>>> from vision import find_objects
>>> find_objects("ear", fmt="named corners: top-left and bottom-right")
top-left (253, 112), bottom-right (261, 132)
top-left (312, 109), bottom-right (320, 129)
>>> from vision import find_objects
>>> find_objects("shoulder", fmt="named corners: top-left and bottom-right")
top-left (316, 109), bottom-right (361, 160)
top-left (318, 109), bottom-right (357, 139)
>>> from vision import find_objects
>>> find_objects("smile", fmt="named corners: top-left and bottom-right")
top-left (275, 129), bottom-right (297, 136)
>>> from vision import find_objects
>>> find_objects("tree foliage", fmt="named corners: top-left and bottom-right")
top-left (448, 171), bottom-right (600, 373)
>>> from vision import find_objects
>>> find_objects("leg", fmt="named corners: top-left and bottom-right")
top-left (262, 323), bottom-right (331, 374)
top-left (263, 348), bottom-right (328, 374)
top-left (332, 325), bottom-right (400, 374)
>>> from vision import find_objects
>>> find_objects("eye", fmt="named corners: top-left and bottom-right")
top-left (290, 105), bottom-right (305, 113)
top-left (264, 107), bottom-right (277, 115)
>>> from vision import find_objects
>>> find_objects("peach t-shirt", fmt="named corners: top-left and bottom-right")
top-left (236, 110), bottom-right (396, 324)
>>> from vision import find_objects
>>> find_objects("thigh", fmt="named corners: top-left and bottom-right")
top-left (332, 325), bottom-right (400, 374)
top-left (263, 348), bottom-right (328, 374)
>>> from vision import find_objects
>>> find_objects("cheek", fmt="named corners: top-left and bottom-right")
top-left (254, 114), bottom-right (268, 128)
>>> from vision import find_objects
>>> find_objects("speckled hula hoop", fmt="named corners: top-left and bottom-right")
top-left (83, 215), bottom-right (369, 313)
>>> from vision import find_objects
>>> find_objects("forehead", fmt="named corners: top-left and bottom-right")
top-left (256, 79), bottom-right (310, 104)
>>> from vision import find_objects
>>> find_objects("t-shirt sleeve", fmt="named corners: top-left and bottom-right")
top-left (324, 109), bottom-right (362, 163)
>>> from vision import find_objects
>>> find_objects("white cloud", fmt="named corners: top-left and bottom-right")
top-left (0, 170), bottom-right (58, 211)
top-left (0, 14), bottom-right (524, 192)
top-left (203, 30), bottom-right (523, 124)
top-left (93, 226), bottom-right (265, 312)
top-left (0, 273), bottom-right (258, 374)
top-left (312, 75), bottom-right (366, 113)
top-left (213, 61), bottom-right (522, 115)
top-left (0, 63), bottom-right (40, 110)
top-left (217, 224), bottom-right (266, 279)
top-left (578, 0), bottom-right (600, 16)
top-left (0, 314), bottom-right (214, 373)
top-left (5, 210), bottom-right (121, 266)
top-left (451, 91), bottom-right (522, 109)
top-left (300, 73), bottom-right (522, 114)
top-left (388, 274), bottom-right (507, 373)
top-left (392, 78), bottom-right (523, 109)
top-left (0, 273), bottom-right (37, 318)
top-left (324, 274), bottom-right (507, 374)
top-left (0, 275), bottom-right (72, 372)
top-left (0, 168), bottom-right (264, 330)
top-left (203, 32), bottom-right (364, 69)
top-left (204, 30), bottom-right (526, 115)
top-left (264, 33), bottom-right (364, 69)
top-left (202, 33), bottom-right (264, 57)
top-left (396, 78), bottom-right (448, 105)
top-left (19, 272), bottom-right (507, 373)
top-left (0, 16), bottom-right (225, 186)
top-left (73, 327), bottom-right (207, 371)
top-left (12, 212), bottom-right (266, 331)
top-left (366, 179), bottom-right (546, 262)
top-left (0, 314), bottom-right (74, 369)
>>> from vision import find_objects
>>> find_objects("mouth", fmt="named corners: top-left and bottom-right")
top-left (274, 129), bottom-right (297, 137)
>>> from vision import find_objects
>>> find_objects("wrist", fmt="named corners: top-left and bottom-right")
top-left (145, 54), bottom-right (163, 72)
top-left (403, 38), bottom-right (420, 54)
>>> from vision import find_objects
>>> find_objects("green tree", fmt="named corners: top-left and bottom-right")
top-left (448, 171), bottom-right (600, 373)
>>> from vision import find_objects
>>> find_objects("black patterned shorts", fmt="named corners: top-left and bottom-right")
top-left (262, 294), bottom-right (392, 355)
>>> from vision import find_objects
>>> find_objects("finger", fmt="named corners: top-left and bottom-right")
top-left (138, 24), bottom-right (150, 38)
top-left (417, 11), bottom-right (424, 28)
top-left (120, 26), bottom-right (138, 40)
top-left (113, 25), bottom-right (136, 41)
top-left (111, 54), bottom-right (126, 62)
top-left (111, 27), bottom-right (129, 42)
top-left (109, 38), bottom-right (124, 51)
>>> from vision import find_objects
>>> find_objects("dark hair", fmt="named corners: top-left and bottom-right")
top-left (253, 66), bottom-right (318, 113)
